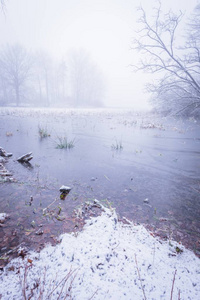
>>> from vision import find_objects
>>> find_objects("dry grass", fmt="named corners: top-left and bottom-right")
top-left (134, 254), bottom-right (147, 300)
top-left (19, 260), bottom-right (99, 300)
top-left (19, 260), bottom-right (78, 300)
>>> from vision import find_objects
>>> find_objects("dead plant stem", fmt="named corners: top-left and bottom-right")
top-left (170, 269), bottom-right (177, 300)
top-left (134, 254), bottom-right (147, 300)
top-left (22, 264), bottom-right (29, 300)
top-left (47, 268), bottom-right (78, 298)
top-left (46, 198), bottom-right (58, 210)
top-left (88, 288), bottom-right (100, 300)
top-left (178, 289), bottom-right (181, 300)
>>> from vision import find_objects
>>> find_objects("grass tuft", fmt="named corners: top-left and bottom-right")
top-left (56, 136), bottom-right (75, 149)
top-left (111, 139), bottom-right (123, 150)
top-left (38, 125), bottom-right (50, 138)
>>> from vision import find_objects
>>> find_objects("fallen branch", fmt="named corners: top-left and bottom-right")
top-left (17, 152), bottom-right (33, 163)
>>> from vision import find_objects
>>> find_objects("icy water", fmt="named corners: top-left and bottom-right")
top-left (0, 107), bottom-right (200, 262)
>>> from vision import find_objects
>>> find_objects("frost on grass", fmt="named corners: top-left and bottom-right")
top-left (0, 205), bottom-right (200, 300)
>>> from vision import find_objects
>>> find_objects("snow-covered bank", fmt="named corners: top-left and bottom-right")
top-left (0, 206), bottom-right (200, 300)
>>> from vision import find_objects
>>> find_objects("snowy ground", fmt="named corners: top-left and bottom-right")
top-left (0, 203), bottom-right (200, 300)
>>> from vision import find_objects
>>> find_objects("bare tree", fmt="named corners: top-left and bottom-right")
top-left (32, 51), bottom-right (54, 107)
top-left (1, 0), bottom-right (6, 12)
top-left (0, 44), bottom-right (33, 106)
top-left (68, 49), bottom-right (105, 107)
top-left (57, 59), bottom-right (68, 100)
top-left (69, 49), bottom-right (89, 106)
top-left (132, 1), bottom-right (200, 115)
top-left (53, 59), bottom-right (68, 105)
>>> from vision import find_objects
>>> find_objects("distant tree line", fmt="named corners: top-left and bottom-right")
top-left (132, 1), bottom-right (200, 117)
top-left (0, 45), bottom-right (105, 107)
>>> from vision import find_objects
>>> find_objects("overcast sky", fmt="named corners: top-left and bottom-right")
top-left (0, 0), bottom-right (198, 109)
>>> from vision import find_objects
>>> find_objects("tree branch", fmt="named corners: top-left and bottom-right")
top-left (132, 2), bottom-right (200, 115)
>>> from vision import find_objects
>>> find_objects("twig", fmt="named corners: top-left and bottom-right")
top-left (47, 268), bottom-right (78, 298)
top-left (38, 267), bottom-right (46, 300)
top-left (170, 269), bottom-right (177, 300)
top-left (88, 288), bottom-right (100, 300)
top-left (57, 275), bottom-right (70, 300)
top-left (134, 254), bottom-right (147, 300)
top-left (112, 242), bottom-right (120, 251)
top-left (153, 241), bottom-right (156, 265)
top-left (58, 269), bottom-right (78, 300)
top-left (104, 174), bottom-right (111, 181)
top-left (46, 198), bottom-right (58, 210)
top-left (191, 186), bottom-right (200, 194)
top-left (63, 270), bottom-right (79, 300)
top-left (22, 263), bottom-right (32, 300)
top-left (22, 268), bottom-right (27, 300)
top-left (178, 289), bottom-right (181, 300)
top-left (43, 198), bottom-right (58, 216)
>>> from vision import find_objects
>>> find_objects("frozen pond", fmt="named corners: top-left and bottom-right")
top-left (0, 107), bottom-right (200, 262)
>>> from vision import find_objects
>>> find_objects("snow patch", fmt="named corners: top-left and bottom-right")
top-left (0, 207), bottom-right (199, 299)
top-left (0, 213), bottom-right (9, 223)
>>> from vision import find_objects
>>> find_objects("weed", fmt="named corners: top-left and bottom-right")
top-left (100, 198), bottom-right (114, 209)
top-left (19, 261), bottom-right (78, 300)
top-left (111, 139), bottom-right (123, 150)
top-left (38, 125), bottom-right (50, 138)
top-left (56, 136), bottom-right (75, 149)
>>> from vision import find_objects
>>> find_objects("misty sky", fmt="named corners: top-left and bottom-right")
top-left (0, 0), bottom-right (198, 109)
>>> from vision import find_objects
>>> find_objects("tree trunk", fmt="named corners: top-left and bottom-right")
top-left (15, 84), bottom-right (20, 107)
top-left (45, 70), bottom-right (50, 107)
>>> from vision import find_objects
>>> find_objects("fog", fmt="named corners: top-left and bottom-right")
top-left (0, 0), bottom-right (197, 109)
top-left (1, 1), bottom-right (200, 290)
